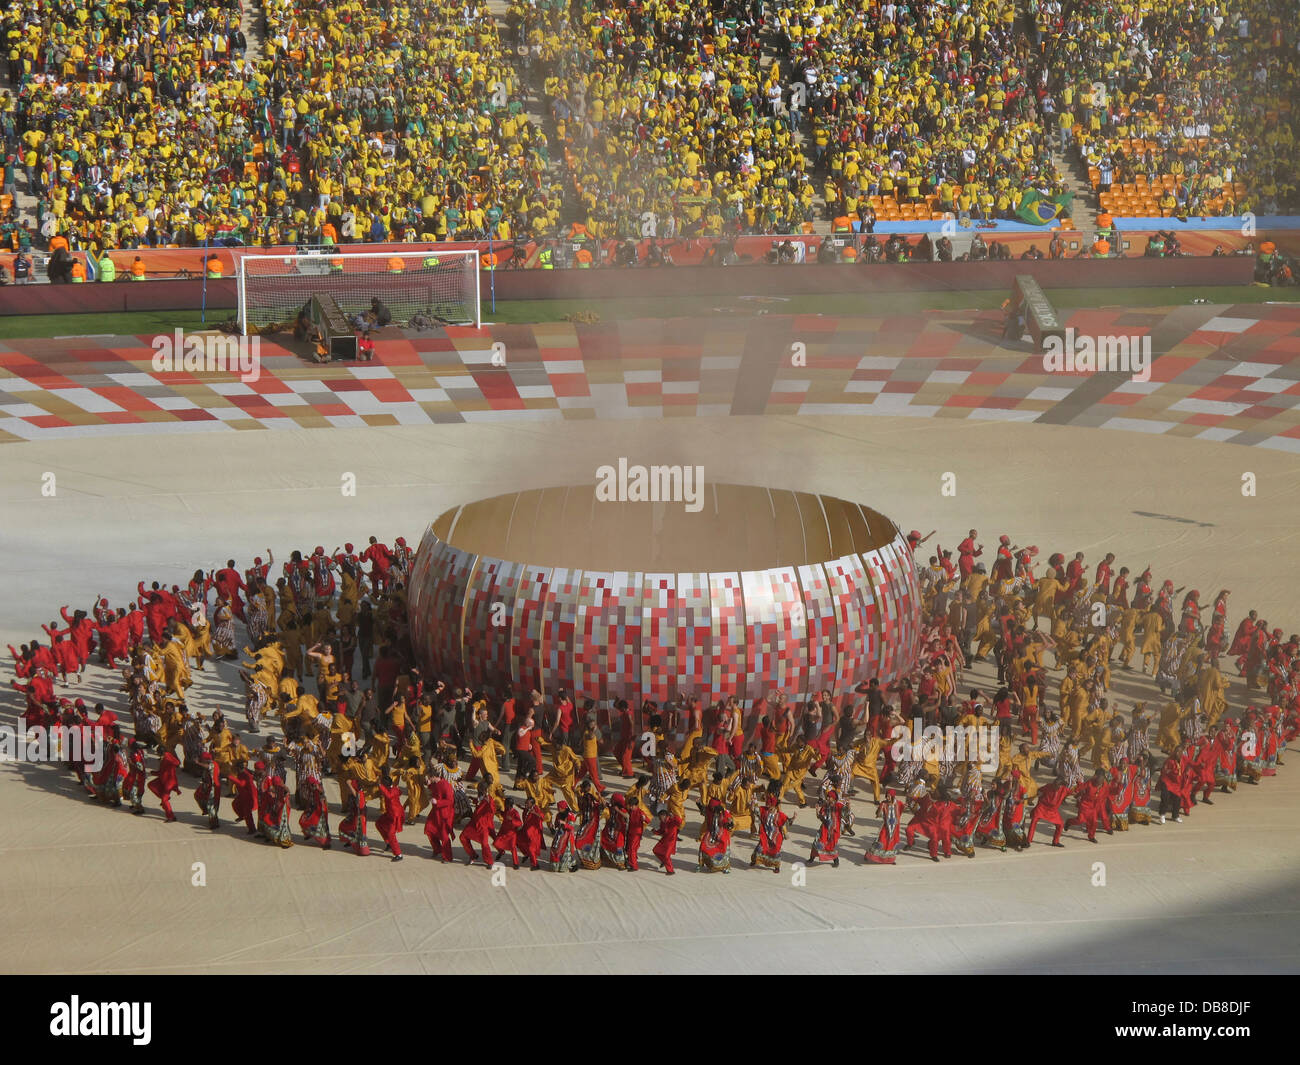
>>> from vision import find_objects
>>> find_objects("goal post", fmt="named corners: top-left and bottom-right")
top-left (236, 249), bottom-right (481, 335)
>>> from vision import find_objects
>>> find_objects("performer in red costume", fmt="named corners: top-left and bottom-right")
top-left (865, 789), bottom-right (905, 864)
top-left (1110, 567), bottom-right (1130, 608)
top-left (957, 529), bottom-right (982, 578)
top-left (550, 801), bottom-right (580, 872)
top-left (1180, 590), bottom-right (1202, 635)
top-left (460, 781), bottom-right (497, 866)
top-left (906, 529), bottom-right (936, 554)
top-left (374, 769), bottom-right (405, 861)
top-left (613, 699), bottom-right (636, 777)
top-left (932, 790), bottom-right (960, 859)
top-left (904, 788), bottom-right (937, 849)
top-left (298, 775), bottom-right (332, 848)
top-left (194, 751), bottom-right (221, 830)
top-left (95, 608), bottom-right (131, 669)
top-left (573, 782), bottom-right (603, 869)
top-left (41, 619), bottom-right (82, 684)
top-left (59, 605), bottom-right (97, 664)
top-left (808, 784), bottom-right (845, 866)
top-left (651, 805), bottom-right (681, 875)
top-left (213, 560), bottom-right (247, 621)
top-left (1229, 610), bottom-right (1257, 667)
top-left (519, 796), bottom-right (547, 870)
top-left (147, 749), bottom-right (182, 822)
top-left (599, 793), bottom-right (630, 870)
top-left (246, 551), bottom-right (275, 586)
top-left (361, 537), bottom-right (395, 592)
top-left (1158, 752), bottom-right (1188, 821)
top-left (1106, 761), bottom-right (1136, 829)
top-left (1130, 568), bottom-right (1154, 611)
top-left (750, 782), bottom-right (792, 872)
top-left (339, 775), bottom-right (372, 855)
top-left (138, 585), bottom-right (176, 645)
top-left (90, 741), bottom-right (127, 806)
top-left (1094, 553), bottom-right (1115, 596)
top-left (1062, 551), bottom-right (1087, 601)
top-left (1188, 737), bottom-right (1218, 806)
top-left (625, 790), bottom-right (649, 871)
top-left (906, 788), bottom-right (957, 861)
top-left (1002, 770), bottom-right (1030, 851)
top-left (494, 797), bottom-right (523, 869)
top-left (424, 776), bottom-right (456, 861)
top-left (11, 665), bottom-right (56, 729)
top-left (991, 535), bottom-right (1016, 584)
top-left (308, 547), bottom-right (336, 603)
top-left (124, 600), bottom-right (145, 647)
top-left (1027, 780), bottom-right (1070, 846)
top-left (6, 643), bottom-right (33, 682)
top-left (696, 795), bottom-right (733, 873)
top-left (123, 740), bottom-right (148, 815)
top-left (259, 772), bottom-right (294, 848)
top-left (230, 762), bottom-right (259, 834)
top-left (1066, 769), bottom-right (1113, 842)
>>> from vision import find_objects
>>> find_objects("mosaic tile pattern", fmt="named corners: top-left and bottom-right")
top-left (411, 525), bottom-right (922, 705)
top-left (428, 540), bottom-right (476, 684)
top-left (461, 556), bottom-right (513, 692)
top-left (739, 569), bottom-right (782, 704)
top-left (5, 303), bottom-right (1300, 449)
top-left (861, 549), bottom-right (901, 680)
top-left (589, 571), bottom-right (644, 706)
top-left (797, 562), bottom-right (840, 698)
top-left (675, 572), bottom-right (715, 703)
top-left (509, 566), bottom-right (551, 698)
top-left (826, 553), bottom-right (879, 695)
top-left (408, 526), bottom-right (439, 676)
top-left (708, 573), bottom-right (748, 705)
top-left (572, 573), bottom-right (609, 704)
top-left (540, 567), bottom-right (583, 698)
top-left (639, 573), bottom-right (679, 706)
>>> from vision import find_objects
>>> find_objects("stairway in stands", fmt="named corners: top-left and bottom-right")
top-left (10, 165), bottom-right (38, 233)
top-left (757, 32), bottom-right (830, 235)
top-left (1052, 147), bottom-right (1099, 242)
top-left (486, 0), bottom-right (572, 244)
top-left (240, 0), bottom-right (267, 62)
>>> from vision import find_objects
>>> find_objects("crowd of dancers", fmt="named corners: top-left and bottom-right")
top-left (7, 525), bottom-right (1297, 874)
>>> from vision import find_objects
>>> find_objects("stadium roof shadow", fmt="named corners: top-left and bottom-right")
top-left (978, 872), bottom-right (1300, 974)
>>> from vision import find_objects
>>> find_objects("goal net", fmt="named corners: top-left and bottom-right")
top-left (237, 249), bottom-right (480, 334)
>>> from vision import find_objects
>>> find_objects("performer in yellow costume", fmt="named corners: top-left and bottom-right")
top-left (546, 744), bottom-right (582, 811)
top-left (849, 736), bottom-right (884, 802)
top-left (1157, 700), bottom-right (1190, 752)
top-left (1140, 609), bottom-right (1165, 675)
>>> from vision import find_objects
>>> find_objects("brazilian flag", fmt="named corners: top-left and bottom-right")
top-left (1016, 189), bottom-right (1073, 225)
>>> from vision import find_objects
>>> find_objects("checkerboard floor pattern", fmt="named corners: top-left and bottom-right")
top-left (3, 303), bottom-right (1299, 451)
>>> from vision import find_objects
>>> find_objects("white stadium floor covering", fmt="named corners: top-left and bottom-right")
top-left (1, 415), bottom-right (1297, 973)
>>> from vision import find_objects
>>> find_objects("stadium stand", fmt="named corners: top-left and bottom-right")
top-left (2, 0), bottom-right (559, 252)
top-left (530, 0), bottom-right (815, 239)
top-left (2, 0), bottom-right (1297, 257)
top-left (1032, 0), bottom-right (1298, 218)
top-left (781, 0), bottom-right (1072, 227)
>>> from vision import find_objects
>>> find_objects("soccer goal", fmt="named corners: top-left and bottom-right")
top-left (236, 249), bottom-right (481, 334)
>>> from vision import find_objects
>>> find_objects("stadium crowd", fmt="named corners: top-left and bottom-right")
top-left (1, 0), bottom-right (559, 257)
top-left (8, 527), bottom-right (1296, 871)
top-left (782, 0), bottom-right (1071, 228)
top-left (528, 0), bottom-right (817, 240)
top-left (1, 0), bottom-right (1297, 256)
top-left (1033, 0), bottom-right (1299, 217)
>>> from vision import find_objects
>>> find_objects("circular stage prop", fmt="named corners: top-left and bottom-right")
top-left (409, 484), bottom-right (921, 706)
